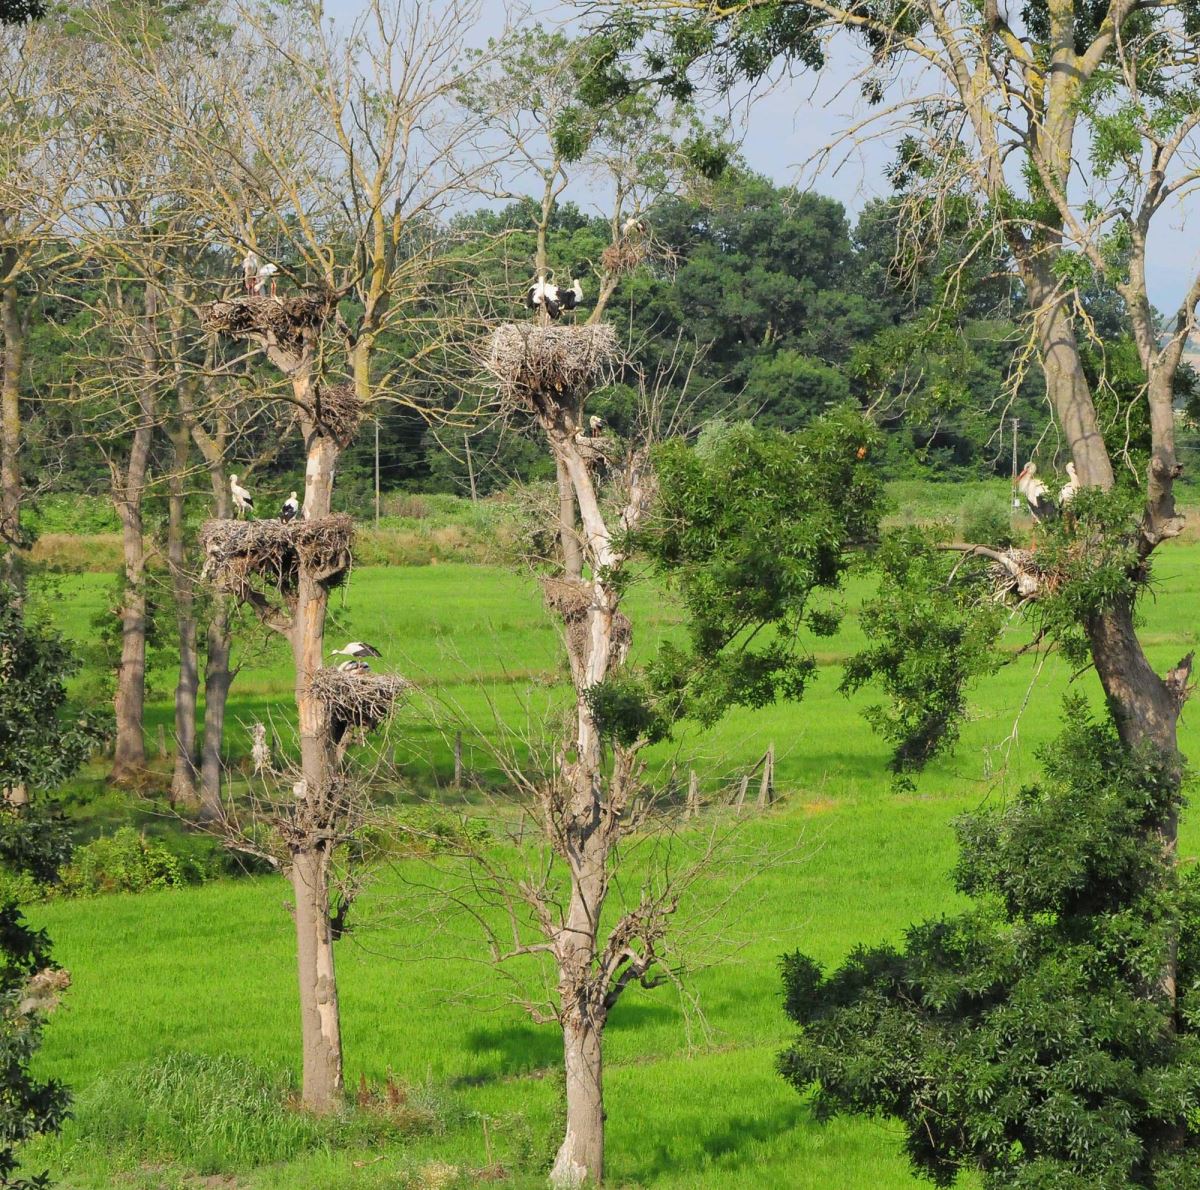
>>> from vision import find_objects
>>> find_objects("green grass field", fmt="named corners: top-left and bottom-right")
top-left (14, 526), bottom-right (1200, 1188)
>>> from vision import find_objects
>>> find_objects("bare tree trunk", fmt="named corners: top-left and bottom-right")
top-left (290, 841), bottom-right (342, 1109)
top-left (199, 601), bottom-right (232, 819)
top-left (0, 273), bottom-right (24, 590)
top-left (1026, 266), bottom-right (1115, 490)
top-left (557, 456), bottom-right (583, 578)
top-left (551, 1009), bottom-right (606, 1188)
top-left (167, 422), bottom-right (199, 807)
top-left (289, 400), bottom-right (344, 1109)
top-left (110, 284), bottom-right (158, 783)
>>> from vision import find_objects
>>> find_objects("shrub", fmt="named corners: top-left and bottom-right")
top-left (960, 490), bottom-right (1015, 546)
top-left (56, 829), bottom-right (203, 898)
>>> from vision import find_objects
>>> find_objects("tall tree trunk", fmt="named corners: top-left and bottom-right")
top-left (557, 457), bottom-right (583, 579)
top-left (199, 600), bottom-right (232, 820)
top-left (289, 399), bottom-right (343, 1110)
top-left (110, 285), bottom-right (158, 783)
top-left (0, 276), bottom-right (24, 591)
top-left (551, 1009), bottom-right (606, 1189)
top-left (290, 841), bottom-right (342, 1109)
top-left (1026, 265), bottom-right (1114, 490)
top-left (168, 423), bottom-right (199, 807)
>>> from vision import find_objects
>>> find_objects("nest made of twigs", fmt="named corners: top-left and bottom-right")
top-left (601, 240), bottom-right (645, 275)
top-left (987, 547), bottom-right (1051, 601)
top-left (540, 576), bottom-right (632, 668)
top-left (200, 515), bottom-right (354, 595)
top-left (484, 322), bottom-right (619, 415)
top-left (202, 294), bottom-right (331, 354)
top-left (308, 667), bottom-right (410, 737)
top-left (573, 433), bottom-right (621, 469)
top-left (311, 382), bottom-right (363, 448)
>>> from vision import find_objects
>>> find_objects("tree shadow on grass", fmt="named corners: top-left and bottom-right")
top-left (455, 999), bottom-right (677, 1087)
top-left (631, 1101), bottom-right (806, 1183)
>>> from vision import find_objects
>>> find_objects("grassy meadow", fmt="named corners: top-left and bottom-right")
top-left (14, 497), bottom-right (1200, 1188)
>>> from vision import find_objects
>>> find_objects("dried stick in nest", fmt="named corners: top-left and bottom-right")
top-left (307, 668), bottom-right (411, 743)
top-left (201, 294), bottom-right (333, 355)
top-left (600, 240), bottom-right (645, 276)
top-left (199, 515), bottom-right (355, 595)
top-left (309, 381), bottom-right (364, 448)
top-left (540, 576), bottom-right (632, 669)
top-left (483, 323), bottom-right (619, 420)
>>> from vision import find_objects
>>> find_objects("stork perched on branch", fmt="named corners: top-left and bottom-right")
top-left (1016, 461), bottom-right (1057, 522)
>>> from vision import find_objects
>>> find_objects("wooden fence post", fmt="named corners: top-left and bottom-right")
top-left (757, 742), bottom-right (775, 809)
top-left (734, 773), bottom-right (750, 814)
top-left (156, 723), bottom-right (167, 757)
top-left (453, 731), bottom-right (464, 789)
top-left (686, 769), bottom-right (699, 819)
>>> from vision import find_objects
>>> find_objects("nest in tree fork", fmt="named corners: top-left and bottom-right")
top-left (309, 382), bottom-right (363, 448)
top-left (201, 294), bottom-right (331, 355)
top-left (484, 322), bottom-right (619, 418)
top-left (199, 515), bottom-right (354, 596)
top-left (308, 667), bottom-right (410, 741)
top-left (541, 576), bottom-right (632, 667)
top-left (600, 240), bottom-right (644, 276)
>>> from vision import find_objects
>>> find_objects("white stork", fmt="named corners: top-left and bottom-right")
top-left (526, 276), bottom-right (561, 319)
top-left (622, 216), bottom-right (647, 238)
top-left (1016, 461), bottom-right (1057, 522)
top-left (559, 279), bottom-right (584, 312)
top-left (280, 491), bottom-right (299, 523)
top-left (337, 658), bottom-right (371, 673)
top-left (258, 261), bottom-right (279, 296)
top-left (230, 474), bottom-right (254, 518)
top-left (242, 250), bottom-right (259, 295)
top-left (332, 641), bottom-right (382, 660)
top-left (588, 414), bottom-right (603, 434)
top-left (1059, 462), bottom-right (1079, 507)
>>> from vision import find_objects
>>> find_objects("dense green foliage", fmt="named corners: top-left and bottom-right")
top-left (780, 704), bottom-right (1200, 1187)
top-left (56, 829), bottom-right (203, 899)
top-left (643, 409), bottom-right (884, 725)
top-left (842, 528), bottom-right (1006, 773)
top-left (0, 585), bottom-right (108, 795)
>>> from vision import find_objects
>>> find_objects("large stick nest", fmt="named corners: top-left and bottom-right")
top-left (199, 515), bottom-right (354, 596)
top-left (987, 547), bottom-right (1052, 601)
top-left (310, 382), bottom-right (363, 448)
top-left (308, 667), bottom-right (410, 739)
top-left (600, 240), bottom-right (645, 275)
top-left (540, 576), bottom-right (632, 668)
top-left (202, 294), bottom-right (332, 355)
top-left (483, 323), bottom-right (619, 417)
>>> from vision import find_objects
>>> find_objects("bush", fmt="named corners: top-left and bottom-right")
top-left (960, 491), bottom-right (1015, 546)
top-left (56, 829), bottom-right (204, 898)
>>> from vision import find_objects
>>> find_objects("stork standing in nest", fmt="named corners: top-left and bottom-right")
top-left (526, 276), bottom-right (584, 321)
top-left (230, 474), bottom-right (254, 518)
top-left (242, 250), bottom-right (259, 295)
top-left (1059, 462), bottom-right (1079, 506)
top-left (1016, 462), bottom-right (1057, 522)
top-left (280, 491), bottom-right (300, 523)
top-left (332, 641), bottom-right (382, 661)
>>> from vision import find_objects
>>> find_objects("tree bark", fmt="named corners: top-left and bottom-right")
top-left (550, 1011), bottom-right (606, 1189)
top-left (110, 285), bottom-right (157, 783)
top-left (199, 601), bottom-right (232, 820)
top-left (167, 422), bottom-right (199, 807)
top-left (1025, 266), bottom-right (1114, 490)
top-left (557, 456), bottom-right (583, 579)
top-left (0, 274), bottom-right (25, 589)
top-left (290, 841), bottom-right (343, 1110)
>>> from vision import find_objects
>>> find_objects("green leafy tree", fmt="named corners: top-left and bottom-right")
top-left (780, 703), bottom-right (1200, 1187)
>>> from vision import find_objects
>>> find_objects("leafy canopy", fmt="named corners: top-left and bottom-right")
top-left (780, 702), bottom-right (1200, 1188)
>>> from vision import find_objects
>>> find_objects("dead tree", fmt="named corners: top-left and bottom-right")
top-left (199, 293), bottom-right (399, 1112)
top-left (480, 318), bottom-right (665, 1188)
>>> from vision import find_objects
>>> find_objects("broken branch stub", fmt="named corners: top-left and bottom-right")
top-left (199, 515), bottom-right (354, 597)
top-left (483, 323), bottom-right (619, 426)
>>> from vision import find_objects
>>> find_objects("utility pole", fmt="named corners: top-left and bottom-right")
top-left (374, 418), bottom-right (380, 526)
